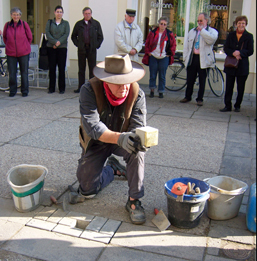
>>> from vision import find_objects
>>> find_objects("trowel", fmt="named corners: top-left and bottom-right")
top-left (152, 208), bottom-right (171, 231)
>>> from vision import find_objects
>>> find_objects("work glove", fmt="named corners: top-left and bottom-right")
top-left (117, 132), bottom-right (148, 154)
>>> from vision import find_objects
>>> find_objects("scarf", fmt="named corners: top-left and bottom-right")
top-left (151, 28), bottom-right (168, 56)
top-left (103, 82), bottom-right (128, 106)
top-left (236, 28), bottom-right (245, 35)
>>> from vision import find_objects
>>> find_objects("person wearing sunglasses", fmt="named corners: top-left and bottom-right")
top-left (180, 13), bottom-right (218, 106)
top-left (142, 16), bottom-right (176, 98)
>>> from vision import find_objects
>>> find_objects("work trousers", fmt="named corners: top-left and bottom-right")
top-left (47, 47), bottom-right (67, 93)
top-left (76, 143), bottom-right (145, 199)
top-left (185, 54), bottom-right (207, 102)
top-left (224, 74), bottom-right (248, 109)
top-left (78, 48), bottom-right (96, 89)
top-left (7, 54), bottom-right (29, 96)
top-left (149, 55), bottom-right (169, 93)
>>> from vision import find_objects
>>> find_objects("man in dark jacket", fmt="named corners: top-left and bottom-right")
top-left (75, 54), bottom-right (147, 225)
top-left (71, 7), bottom-right (103, 93)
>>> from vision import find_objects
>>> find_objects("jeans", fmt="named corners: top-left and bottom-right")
top-left (149, 55), bottom-right (169, 93)
top-left (185, 54), bottom-right (207, 102)
top-left (76, 143), bottom-right (145, 199)
top-left (224, 74), bottom-right (248, 109)
top-left (7, 55), bottom-right (29, 95)
top-left (47, 47), bottom-right (67, 92)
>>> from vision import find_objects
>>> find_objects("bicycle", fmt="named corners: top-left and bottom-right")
top-left (0, 56), bottom-right (7, 77)
top-left (165, 52), bottom-right (224, 97)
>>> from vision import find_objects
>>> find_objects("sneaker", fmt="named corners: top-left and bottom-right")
top-left (159, 93), bottom-right (164, 98)
top-left (126, 198), bottom-right (146, 225)
top-left (59, 91), bottom-right (65, 94)
top-left (149, 91), bottom-right (154, 98)
top-left (9, 93), bottom-right (15, 97)
top-left (48, 91), bottom-right (55, 94)
top-left (234, 107), bottom-right (240, 112)
top-left (106, 156), bottom-right (127, 179)
top-left (22, 93), bottom-right (28, 97)
top-left (180, 98), bottom-right (190, 103)
top-left (78, 186), bottom-right (96, 199)
top-left (197, 101), bottom-right (203, 106)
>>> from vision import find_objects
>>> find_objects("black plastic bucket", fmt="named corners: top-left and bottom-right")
top-left (164, 177), bottom-right (210, 229)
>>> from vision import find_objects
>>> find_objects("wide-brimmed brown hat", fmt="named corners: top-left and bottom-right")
top-left (93, 54), bottom-right (145, 84)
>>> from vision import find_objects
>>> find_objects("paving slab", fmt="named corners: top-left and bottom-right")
top-left (224, 141), bottom-right (251, 158)
top-left (208, 224), bottom-right (254, 245)
top-left (98, 245), bottom-right (185, 261)
top-left (80, 230), bottom-right (112, 244)
top-left (1, 226), bottom-right (106, 261)
top-left (34, 207), bottom-right (58, 221)
top-left (86, 216), bottom-right (108, 232)
top-left (228, 123), bottom-right (250, 133)
top-left (0, 249), bottom-right (41, 260)
top-left (52, 223), bottom-right (83, 237)
top-left (0, 115), bottom-right (51, 143)
top-left (0, 220), bottom-right (24, 246)
top-left (10, 120), bottom-right (81, 154)
top-left (26, 219), bottom-right (57, 231)
top-left (0, 102), bottom-right (78, 120)
top-left (206, 237), bottom-right (222, 256)
top-left (111, 222), bottom-right (207, 260)
top-left (226, 131), bottom-right (251, 144)
top-left (100, 219), bottom-right (122, 236)
top-left (47, 208), bottom-right (68, 223)
top-left (220, 156), bottom-right (252, 181)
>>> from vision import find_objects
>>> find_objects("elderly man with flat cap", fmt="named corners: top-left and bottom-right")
top-left (114, 9), bottom-right (143, 61)
top-left (75, 54), bottom-right (147, 225)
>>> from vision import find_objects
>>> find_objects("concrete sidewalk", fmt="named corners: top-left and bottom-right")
top-left (0, 81), bottom-right (256, 261)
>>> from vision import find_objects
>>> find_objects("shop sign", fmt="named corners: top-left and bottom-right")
top-left (204, 3), bottom-right (228, 11)
top-left (151, 1), bottom-right (173, 9)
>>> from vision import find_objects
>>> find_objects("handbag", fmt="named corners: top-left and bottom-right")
top-left (224, 42), bottom-right (244, 68)
top-left (224, 56), bottom-right (239, 68)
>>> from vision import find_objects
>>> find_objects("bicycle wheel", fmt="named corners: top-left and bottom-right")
top-left (208, 66), bottom-right (224, 97)
top-left (165, 61), bottom-right (187, 91)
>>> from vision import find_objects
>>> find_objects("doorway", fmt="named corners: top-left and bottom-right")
top-left (10, 0), bottom-right (61, 44)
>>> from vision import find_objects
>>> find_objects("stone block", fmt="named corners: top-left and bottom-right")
top-left (26, 218), bottom-right (57, 231)
top-left (86, 216), bottom-right (108, 232)
top-left (52, 224), bottom-right (83, 237)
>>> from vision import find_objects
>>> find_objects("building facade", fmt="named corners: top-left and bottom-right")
top-left (0, 0), bottom-right (256, 94)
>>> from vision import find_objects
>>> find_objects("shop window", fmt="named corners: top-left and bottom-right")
top-left (138, 0), bottom-right (243, 53)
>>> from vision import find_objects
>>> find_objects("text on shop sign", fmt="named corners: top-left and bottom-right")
top-left (204, 3), bottom-right (228, 10)
top-left (151, 1), bottom-right (173, 9)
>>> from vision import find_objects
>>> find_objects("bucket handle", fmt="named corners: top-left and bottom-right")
top-left (203, 178), bottom-right (248, 195)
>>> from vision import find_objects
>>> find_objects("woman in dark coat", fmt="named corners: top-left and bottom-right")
top-left (220, 16), bottom-right (254, 112)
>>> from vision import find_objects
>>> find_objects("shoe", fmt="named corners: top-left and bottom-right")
top-left (74, 89), bottom-right (80, 93)
top-left (234, 107), bottom-right (240, 112)
top-left (106, 156), bottom-right (127, 179)
top-left (159, 93), bottom-right (164, 98)
top-left (126, 198), bottom-right (146, 225)
top-left (149, 91), bottom-right (154, 98)
top-left (9, 93), bottom-right (15, 97)
top-left (48, 91), bottom-right (54, 94)
top-left (220, 107), bottom-right (231, 112)
top-left (180, 98), bottom-right (190, 103)
top-left (22, 93), bottom-right (28, 97)
top-left (197, 101), bottom-right (203, 106)
top-left (78, 186), bottom-right (96, 199)
top-left (59, 91), bottom-right (65, 94)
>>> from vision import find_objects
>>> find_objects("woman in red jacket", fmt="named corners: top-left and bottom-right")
top-left (3, 7), bottom-right (32, 97)
top-left (142, 16), bottom-right (176, 98)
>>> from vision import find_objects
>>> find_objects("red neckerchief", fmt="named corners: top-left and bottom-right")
top-left (103, 82), bottom-right (128, 106)
top-left (151, 28), bottom-right (168, 56)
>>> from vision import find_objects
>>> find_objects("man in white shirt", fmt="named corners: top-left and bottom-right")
top-left (114, 9), bottom-right (143, 62)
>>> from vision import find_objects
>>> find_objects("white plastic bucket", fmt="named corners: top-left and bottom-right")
top-left (7, 164), bottom-right (48, 212)
top-left (204, 176), bottom-right (248, 220)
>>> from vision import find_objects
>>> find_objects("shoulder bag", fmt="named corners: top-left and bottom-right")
top-left (224, 43), bottom-right (244, 68)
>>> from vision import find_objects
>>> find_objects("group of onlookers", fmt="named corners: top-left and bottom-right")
top-left (1, 6), bottom-right (254, 112)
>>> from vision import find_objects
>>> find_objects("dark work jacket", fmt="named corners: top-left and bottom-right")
top-left (224, 30), bottom-right (254, 76)
top-left (79, 78), bottom-right (146, 152)
top-left (71, 18), bottom-right (103, 54)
